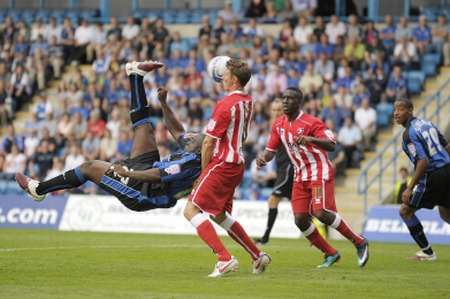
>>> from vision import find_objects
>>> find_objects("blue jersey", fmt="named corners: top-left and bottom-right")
top-left (153, 151), bottom-right (201, 200)
top-left (402, 117), bottom-right (450, 173)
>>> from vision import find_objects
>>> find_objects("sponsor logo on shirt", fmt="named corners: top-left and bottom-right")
top-left (164, 164), bottom-right (181, 175)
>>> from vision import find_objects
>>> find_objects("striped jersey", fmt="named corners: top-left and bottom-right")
top-left (266, 111), bottom-right (336, 182)
top-left (205, 91), bottom-right (253, 164)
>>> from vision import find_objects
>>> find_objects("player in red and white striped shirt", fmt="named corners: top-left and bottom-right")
top-left (184, 59), bottom-right (270, 277)
top-left (257, 87), bottom-right (369, 268)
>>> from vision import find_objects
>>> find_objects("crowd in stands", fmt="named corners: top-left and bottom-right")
top-left (0, 3), bottom-right (448, 197)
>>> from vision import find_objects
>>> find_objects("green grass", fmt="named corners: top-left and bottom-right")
top-left (0, 229), bottom-right (449, 299)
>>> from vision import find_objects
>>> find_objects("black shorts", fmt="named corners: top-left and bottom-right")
top-left (98, 151), bottom-right (176, 211)
top-left (409, 164), bottom-right (450, 210)
top-left (272, 164), bottom-right (294, 200)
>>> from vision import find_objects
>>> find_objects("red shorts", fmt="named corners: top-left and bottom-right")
top-left (291, 179), bottom-right (337, 215)
top-left (189, 160), bottom-right (244, 217)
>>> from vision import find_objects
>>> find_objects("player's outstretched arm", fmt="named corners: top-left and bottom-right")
top-left (157, 87), bottom-right (185, 141)
top-left (256, 150), bottom-right (276, 168)
top-left (110, 164), bottom-right (161, 183)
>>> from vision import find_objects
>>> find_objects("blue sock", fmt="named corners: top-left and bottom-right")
top-left (402, 214), bottom-right (433, 254)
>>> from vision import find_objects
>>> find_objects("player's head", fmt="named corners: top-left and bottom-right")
top-left (281, 87), bottom-right (304, 116)
top-left (270, 98), bottom-right (283, 119)
top-left (393, 98), bottom-right (414, 126)
top-left (182, 132), bottom-right (204, 153)
top-left (222, 59), bottom-right (251, 91)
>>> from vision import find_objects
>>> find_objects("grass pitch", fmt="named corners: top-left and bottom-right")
top-left (0, 229), bottom-right (449, 299)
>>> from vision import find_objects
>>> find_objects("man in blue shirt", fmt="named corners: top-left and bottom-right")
top-left (412, 15), bottom-right (432, 54)
top-left (394, 99), bottom-right (450, 261)
top-left (16, 61), bottom-right (202, 211)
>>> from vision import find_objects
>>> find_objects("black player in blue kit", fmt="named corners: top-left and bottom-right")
top-left (394, 98), bottom-right (450, 261)
top-left (16, 61), bottom-right (203, 211)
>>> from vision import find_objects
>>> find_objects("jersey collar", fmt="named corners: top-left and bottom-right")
top-left (405, 116), bottom-right (416, 129)
top-left (228, 90), bottom-right (246, 96)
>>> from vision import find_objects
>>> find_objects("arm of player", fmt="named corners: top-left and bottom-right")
top-left (157, 88), bottom-right (185, 141)
top-left (201, 135), bottom-right (215, 170)
top-left (402, 159), bottom-right (429, 204)
top-left (256, 150), bottom-right (276, 168)
top-left (297, 136), bottom-right (336, 152)
top-left (110, 164), bottom-right (161, 183)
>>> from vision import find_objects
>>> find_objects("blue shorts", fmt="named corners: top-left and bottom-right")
top-left (98, 151), bottom-right (177, 211)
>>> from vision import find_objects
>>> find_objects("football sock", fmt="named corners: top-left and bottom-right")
top-left (36, 167), bottom-right (87, 195)
top-left (129, 74), bottom-right (152, 128)
top-left (219, 214), bottom-right (261, 261)
top-left (190, 213), bottom-right (232, 261)
top-left (261, 208), bottom-right (278, 241)
top-left (402, 214), bottom-right (433, 254)
top-left (302, 223), bottom-right (337, 256)
top-left (330, 213), bottom-right (365, 246)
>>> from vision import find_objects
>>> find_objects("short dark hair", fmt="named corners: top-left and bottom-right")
top-left (226, 59), bottom-right (251, 87)
top-left (285, 87), bottom-right (304, 103)
top-left (395, 98), bottom-right (414, 110)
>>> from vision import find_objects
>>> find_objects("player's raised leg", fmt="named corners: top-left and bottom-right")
top-left (15, 160), bottom-right (111, 201)
top-left (125, 61), bottom-right (163, 158)
top-left (399, 204), bottom-right (436, 261)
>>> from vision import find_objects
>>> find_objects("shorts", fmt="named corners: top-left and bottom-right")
top-left (409, 164), bottom-right (450, 210)
top-left (99, 151), bottom-right (177, 211)
top-left (189, 160), bottom-right (244, 217)
top-left (291, 179), bottom-right (337, 215)
top-left (272, 164), bottom-right (294, 200)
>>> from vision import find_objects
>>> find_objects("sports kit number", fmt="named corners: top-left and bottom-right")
top-left (422, 127), bottom-right (442, 156)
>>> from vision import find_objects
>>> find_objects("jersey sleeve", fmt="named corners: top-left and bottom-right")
top-left (156, 153), bottom-right (201, 184)
top-left (266, 120), bottom-right (281, 152)
top-left (312, 119), bottom-right (336, 143)
top-left (434, 125), bottom-right (449, 147)
top-left (204, 102), bottom-right (230, 139)
top-left (409, 128), bottom-right (428, 160)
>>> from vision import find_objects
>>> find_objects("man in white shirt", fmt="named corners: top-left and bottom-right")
top-left (394, 37), bottom-right (418, 67)
top-left (122, 17), bottom-right (140, 40)
top-left (338, 117), bottom-right (362, 167)
top-left (326, 15), bottom-right (346, 44)
top-left (74, 19), bottom-right (93, 63)
top-left (293, 16), bottom-right (313, 45)
top-left (354, 98), bottom-right (377, 150)
top-left (64, 145), bottom-right (86, 172)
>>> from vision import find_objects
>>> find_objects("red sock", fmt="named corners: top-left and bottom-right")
top-left (191, 214), bottom-right (231, 261)
top-left (303, 224), bottom-right (337, 256)
top-left (220, 215), bottom-right (261, 261)
top-left (331, 214), bottom-right (364, 246)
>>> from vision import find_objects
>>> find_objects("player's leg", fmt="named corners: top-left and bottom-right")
top-left (292, 181), bottom-right (339, 268)
top-left (438, 206), bottom-right (450, 223)
top-left (310, 179), bottom-right (368, 267)
top-left (399, 204), bottom-right (436, 260)
top-left (16, 160), bottom-right (110, 201)
top-left (125, 61), bottom-right (163, 159)
top-left (256, 195), bottom-right (281, 244)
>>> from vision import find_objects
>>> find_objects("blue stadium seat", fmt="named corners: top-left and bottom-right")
top-left (406, 71), bottom-right (425, 94)
top-left (421, 54), bottom-right (440, 76)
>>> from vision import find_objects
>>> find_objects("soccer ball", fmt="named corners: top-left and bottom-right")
top-left (207, 56), bottom-right (231, 83)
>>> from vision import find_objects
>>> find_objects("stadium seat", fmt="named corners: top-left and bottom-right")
top-left (406, 71), bottom-right (425, 94)
top-left (421, 54), bottom-right (440, 76)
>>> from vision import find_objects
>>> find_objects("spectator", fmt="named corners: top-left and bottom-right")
top-left (326, 15), bottom-right (346, 45)
top-left (244, 18), bottom-right (264, 38)
top-left (321, 98), bottom-right (347, 130)
top-left (346, 14), bottom-right (361, 40)
top-left (412, 15), bottom-right (432, 54)
top-left (354, 98), bottom-right (377, 151)
top-left (393, 37), bottom-right (418, 69)
top-left (122, 17), bottom-right (139, 40)
top-left (4, 143), bottom-right (26, 173)
top-left (45, 158), bottom-right (65, 181)
top-left (338, 117), bottom-right (362, 168)
top-left (82, 131), bottom-right (101, 160)
top-left (395, 16), bottom-right (411, 41)
top-left (291, 0), bottom-right (317, 17)
top-left (219, 1), bottom-right (236, 24)
top-left (265, 65), bottom-right (288, 97)
top-left (74, 19), bottom-right (92, 63)
top-left (64, 144), bottom-right (85, 172)
top-left (299, 63), bottom-right (323, 95)
top-left (245, 0), bottom-right (267, 18)
top-left (198, 16), bottom-right (212, 38)
top-left (30, 140), bottom-right (53, 179)
top-left (293, 16), bottom-right (313, 46)
top-left (432, 15), bottom-right (450, 51)
top-left (99, 129), bottom-right (117, 161)
top-left (314, 53), bottom-right (334, 82)
top-left (1, 124), bottom-right (24, 154)
top-left (333, 86), bottom-right (353, 111)
top-left (386, 65), bottom-right (407, 102)
top-left (393, 167), bottom-right (412, 204)
top-left (117, 129), bottom-right (132, 158)
top-left (380, 15), bottom-right (396, 51)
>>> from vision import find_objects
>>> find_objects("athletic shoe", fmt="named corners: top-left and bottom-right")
top-left (15, 173), bottom-right (46, 202)
top-left (252, 252), bottom-right (271, 274)
top-left (356, 238), bottom-right (369, 267)
top-left (413, 250), bottom-right (437, 261)
top-left (125, 60), bottom-right (164, 77)
top-left (317, 252), bottom-right (341, 268)
top-left (208, 256), bottom-right (239, 278)
top-left (254, 237), bottom-right (269, 245)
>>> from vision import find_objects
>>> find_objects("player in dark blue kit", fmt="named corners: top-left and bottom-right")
top-left (16, 61), bottom-right (202, 211)
top-left (394, 98), bottom-right (450, 261)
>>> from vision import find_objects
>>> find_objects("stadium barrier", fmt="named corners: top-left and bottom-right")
top-left (363, 205), bottom-right (450, 245)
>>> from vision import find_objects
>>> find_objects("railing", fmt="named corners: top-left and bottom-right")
top-left (357, 79), bottom-right (450, 216)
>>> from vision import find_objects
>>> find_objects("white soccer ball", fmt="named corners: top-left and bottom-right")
top-left (207, 56), bottom-right (231, 83)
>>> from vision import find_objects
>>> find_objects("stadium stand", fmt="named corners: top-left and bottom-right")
top-left (0, 3), bottom-right (449, 204)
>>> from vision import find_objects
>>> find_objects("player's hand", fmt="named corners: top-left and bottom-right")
top-left (296, 135), bottom-right (312, 146)
top-left (402, 187), bottom-right (412, 205)
top-left (110, 164), bottom-right (130, 178)
top-left (157, 87), bottom-right (168, 103)
top-left (192, 178), bottom-right (200, 190)
top-left (256, 156), bottom-right (267, 168)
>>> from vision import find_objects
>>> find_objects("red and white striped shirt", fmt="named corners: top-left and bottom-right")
top-left (266, 111), bottom-right (336, 182)
top-left (205, 91), bottom-right (253, 164)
